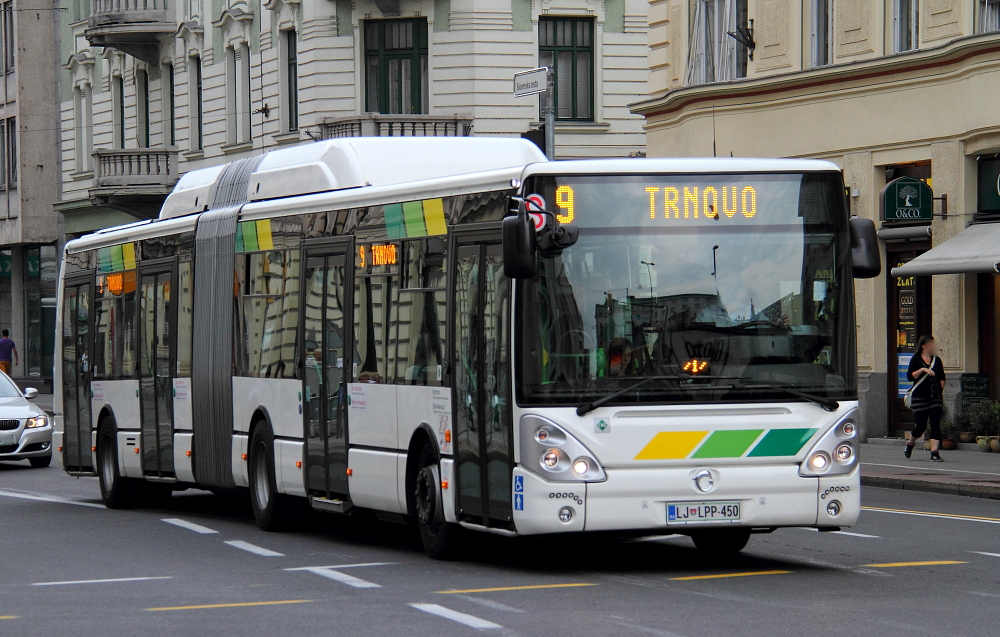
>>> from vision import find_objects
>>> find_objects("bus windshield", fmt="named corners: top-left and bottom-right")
top-left (516, 172), bottom-right (857, 407)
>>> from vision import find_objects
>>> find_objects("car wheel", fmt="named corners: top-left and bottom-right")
top-left (414, 443), bottom-right (461, 560)
top-left (28, 454), bottom-right (51, 468)
top-left (690, 528), bottom-right (752, 554)
top-left (97, 421), bottom-right (141, 509)
top-left (249, 422), bottom-right (295, 531)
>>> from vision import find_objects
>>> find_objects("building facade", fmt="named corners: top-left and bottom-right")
top-left (634, 0), bottom-right (1000, 437)
top-left (0, 0), bottom-right (61, 384)
top-left (57, 0), bottom-right (650, 236)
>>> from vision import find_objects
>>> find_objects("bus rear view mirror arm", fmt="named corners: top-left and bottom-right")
top-left (849, 216), bottom-right (881, 279)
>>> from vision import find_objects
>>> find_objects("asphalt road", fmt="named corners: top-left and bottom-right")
top-left (2, 459), bottom-right (999, 637)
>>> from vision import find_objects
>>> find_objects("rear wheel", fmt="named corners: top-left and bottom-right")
top-left (97, 421), bottom-right (141, 509)
top-left (690, 528), bottom-right (752, 554)
top-left (414, 444), bottom-right (461, 560)
top-left (249, 422), bottom-right (295, 531)
top-left (28, 455), bottom-right (51, 468)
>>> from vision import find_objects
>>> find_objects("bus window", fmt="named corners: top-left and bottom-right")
top-left (354, 274), bottom-right (392, 383)
top-left (236, 251), bottom-right (300, 379)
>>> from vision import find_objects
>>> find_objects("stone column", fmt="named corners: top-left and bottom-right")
top-left (9, 245), bottom-right (24, 381)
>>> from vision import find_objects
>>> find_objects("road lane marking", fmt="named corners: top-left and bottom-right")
top-left (147, 600), bottom-right (313, 612)
top-left (162, 518), bottom-right (218, 534)
top-left (224, 540), bottom-right (284, 557)
top-left (0, 616), bottom-right (18, 620)
top-left (609, 616), bottom-right (687, 637)
top-left (285, 564), bottom-right (390, 589)
top-left (862, 462), bottom-right (1000, 477)
top-left (861, 506), bottom-right (1000, 525)
top-left (863, 561), bottom-right (967, 568)
top-left (972, 551), bottom-right (1000, 558)
top-left (438, 583), bottom-right (596, 594)
top-left (33, 576), bottom-right (173, 587)
top-left (409, 603), bottom-right (502, 630)
top-left (456, 595), bottom-right (526, 614)
top-left (285, 562), bottom-right (395, 570)
top-left (670, 570), bottom-right (791, 581)
top-left (0, 488), bottom-right (104, 509)
top-left (802, 528), bottom-right (880, 538)
top-left (627, 534), bottom-right (685, 543)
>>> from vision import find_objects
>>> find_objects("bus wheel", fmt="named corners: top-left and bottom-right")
top-left (414, 444), bottom-right (460, 560)
top-left (248, 423), bottom-right (291, 531)
top-left (97, 421), bottom-right (141, 509)
top-left (691, 528), bottom-right (752, 554)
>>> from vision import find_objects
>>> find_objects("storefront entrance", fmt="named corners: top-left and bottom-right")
top-left (887, 247), bottom-right (932, 437)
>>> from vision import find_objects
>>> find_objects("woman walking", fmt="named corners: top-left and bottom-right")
top-left (905, 335), bottom-right (946, 462)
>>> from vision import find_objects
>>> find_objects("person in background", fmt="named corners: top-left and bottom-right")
top-left (905, 334), bottom-right (946, 462)
top-left (0, 329), bottom-right (17, 376)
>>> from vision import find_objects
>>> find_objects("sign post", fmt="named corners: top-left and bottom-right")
top-left (513, 67), bottom-right (554, 160)
top-left (880, 176), bottom-right (934, 223)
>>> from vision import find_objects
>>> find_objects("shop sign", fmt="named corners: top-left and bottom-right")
top-left (979, 158), bottom-right (1000, 212)
top-left (881, 177), bottom-right (933, 222)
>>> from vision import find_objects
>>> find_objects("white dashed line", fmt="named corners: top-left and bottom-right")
top-left (456, 595), bottom-right (526, 614)
top-left (802, 528), bottom-right (880, 538)
top-left (285, 563), bottom-right (394, 589)
top-left (161, 518), bottom-right (219, 534)
top-left (0, 488), bottom-right (104, 509)
top-left (971, 551), bottom-right (1000, 558)
top-left (32, 576), bottom-right (173, 587)
top-left (409, 603), bottom-right (502, 630)
top-left (224, 540), bottom-right (284, 557)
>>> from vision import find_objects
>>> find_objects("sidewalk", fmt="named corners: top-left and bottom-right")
top-left (861, 438), bottom-right (1000, 500)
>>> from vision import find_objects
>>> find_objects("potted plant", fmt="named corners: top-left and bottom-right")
top-left (939, 419), bottom-right (958, 450)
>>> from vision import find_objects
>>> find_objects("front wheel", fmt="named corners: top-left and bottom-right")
top-left (97, 422), bottom-right (141, 509)
top-left (690, 528), bottom-right (752, 554)
top-left (414, 444), bottom-right (461, 560)
top-left (28, 455), bottom-right (51, 468)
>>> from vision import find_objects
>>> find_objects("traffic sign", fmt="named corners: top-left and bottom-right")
top-left (513, 67), bottom-right (548, 98)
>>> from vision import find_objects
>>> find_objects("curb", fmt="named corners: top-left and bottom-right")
top-left (861, 475), bottom-right (1000, 500)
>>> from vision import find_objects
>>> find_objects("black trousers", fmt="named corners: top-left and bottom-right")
top-left (911, 406), bottom-right (943, 441)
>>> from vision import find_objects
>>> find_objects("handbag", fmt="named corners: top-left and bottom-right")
top-left (903, 356), bottom-right (936, 409)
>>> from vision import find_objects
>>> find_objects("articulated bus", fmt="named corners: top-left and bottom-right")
top-left (55, 137), bottom-right (881, 558)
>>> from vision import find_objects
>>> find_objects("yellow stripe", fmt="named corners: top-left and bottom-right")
top-left (861, 506), bottom-right (1000, 523)
top-left (146, 600), bottom-right (313, 612)
top-left (863, 561), bottom-right (967, 568)
top-left (422, 198), bottom-right (448, 235)
top-left (122, 242), bottom-right (136, 270)
top-left (635, 431), bottom-right (708, 460)
top-left (255, 219), bottom-right (274, 251)
top-left (671, 570), bottom-right (791, 581)
top-left (0, 616), bottom-right (19, 619)
top-left (437, 583), bottom-right (596, 594)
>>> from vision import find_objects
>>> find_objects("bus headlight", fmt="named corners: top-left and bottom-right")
top-left (520, 415), bottom-right (606, 483)
top-left (835, 444), bottom-right (853, 463)
top-left (799, 409), bottom-right (859, 478)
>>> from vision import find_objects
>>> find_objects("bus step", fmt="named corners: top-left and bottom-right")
top-left (309, 496), bottom-right (353, 514)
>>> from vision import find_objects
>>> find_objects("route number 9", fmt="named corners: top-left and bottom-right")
top-left (555, 185), bottom-right (575, 224)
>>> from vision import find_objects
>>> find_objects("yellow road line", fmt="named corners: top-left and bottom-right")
top-left (862, 506), bottom-right (1000, 524)
top-left (146, 600), bottom-right (314, 612)
top-left (437, 583), bottom-right (596, 594)
top-left (670, 570), bottom-right (791, 581)
top-left (0, 616), bottom-right (18, 620)
top-left (863, 561), bottom-right (967, 568)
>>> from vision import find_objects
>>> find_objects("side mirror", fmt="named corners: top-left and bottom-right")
top-left (849, 216), bottom-right (881, 279)
top-left (503, 212), bottom-right (537, 279)
top-left (23, 387), bottom-right (38, 399)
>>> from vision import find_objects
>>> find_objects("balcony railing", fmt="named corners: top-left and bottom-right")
top-left (89, 0), bottom-right (168, 24)
top-left (322, 113), bottom-right (473, 139)
top-left (93, 148), bottom-right (178, 189)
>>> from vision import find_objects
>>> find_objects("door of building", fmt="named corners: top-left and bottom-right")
top-left (887, 248), bottom-right (932, 436)
top-left (138, 265), bottom-right (176, 478)
top-left (302, 242), bottom-right (352, 498)
top-left (61, 278), bottom-right (94, 472)
top-left (451, 228), bottom-right (514, 530)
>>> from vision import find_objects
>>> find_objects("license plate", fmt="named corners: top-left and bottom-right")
top-left (667, 501), bottom-right (741, 525)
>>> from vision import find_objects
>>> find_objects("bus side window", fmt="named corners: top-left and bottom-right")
top-left (396, 239), bottom-right (447, 386)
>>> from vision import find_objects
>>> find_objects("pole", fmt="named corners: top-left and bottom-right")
top-left (545, 68), bottom-right (555, 160)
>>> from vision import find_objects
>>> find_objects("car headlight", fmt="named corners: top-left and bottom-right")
top-left (520, 415), bottom-right (606, 483)
top-left (25, 415), bottom-right (48, 428)
top-left (799, 409), bottom-right (859, 477)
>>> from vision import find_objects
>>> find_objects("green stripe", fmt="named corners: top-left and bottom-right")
top-left (98, 247), bottom-right (112, 273)
top-left (402, 200), bottom-right (427, 237)
top-left (384, 203), bottom-right (405, 239)
top-left (242, 221), bottom-right (259, 252)
top-left (692, 429), bottom-right (764, 458)
top-left (747, 428), bottom-right (818, 457)
top-left (235, 223), bottom-right (245, 252)
top-left (110, 245), bottom-right (124, 272)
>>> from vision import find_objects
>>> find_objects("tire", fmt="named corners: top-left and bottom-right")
top-left (414, 443), bottom-right (461, 560)
top-left (28, 454), bottom-right (52, 468)
top-left (96, 422), bottom-right (142, 509)
top-left (248, 422), bottom-right (294, 531)
top-left (691, 528), bottom-right (752, 554)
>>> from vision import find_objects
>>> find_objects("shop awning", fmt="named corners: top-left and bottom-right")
top-left (891, 223), bottom-right (1000, 277)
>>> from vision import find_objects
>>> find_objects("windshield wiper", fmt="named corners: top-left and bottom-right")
top-left (738, 381), bottom-right (839, 412)
top-left (575, 375), bottom-right (739, 416)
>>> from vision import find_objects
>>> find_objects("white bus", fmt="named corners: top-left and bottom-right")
top-left (55, 138), bottom-right (881, 558)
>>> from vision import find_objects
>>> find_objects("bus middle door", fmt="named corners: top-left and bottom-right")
top-left (138, 262), bottom-right (176, 478)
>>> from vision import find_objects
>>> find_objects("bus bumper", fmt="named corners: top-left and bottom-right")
top-left (511, 464), bottom-right (859, 535)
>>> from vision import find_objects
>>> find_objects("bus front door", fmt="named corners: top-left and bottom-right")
top-left (452, 233), bottom-right (514, 530)
top-left (303, 246), bottom-right (351, 499)
top-left (138, 267), bottom-right (176, 478)
top-left (61, 280), bottom-right (93, 472)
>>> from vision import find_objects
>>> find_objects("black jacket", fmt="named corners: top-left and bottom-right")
top-left (906, 355), bottom-right (945, 411)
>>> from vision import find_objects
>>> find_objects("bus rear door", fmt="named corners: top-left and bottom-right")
top-left (137, 262), bottom-right (177, 478)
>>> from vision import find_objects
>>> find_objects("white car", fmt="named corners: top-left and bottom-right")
top-left (0, 372), bottom-right (51, 468)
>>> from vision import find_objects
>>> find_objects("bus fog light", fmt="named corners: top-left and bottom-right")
top-left (826, 500), bottom-right (842, 517)
top-left (558, 506), bottom-right (574, 523)
top-left (542, 450), bottom-right (560, 468)
top-left (842, 421), bottom-right (857, 436)
top-left (536, 429), bottom-right (550, 443)
top-left (835, 444), bottom-right (853, 462)
top-left (808, 452), bottom-right (830, 472)
top-left (572, 459), bottom-right (590, 475)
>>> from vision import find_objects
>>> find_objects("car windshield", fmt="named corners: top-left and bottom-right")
top-left (516, 172), bottom-right (857, 407)
top-left (0, 373), bottom-right (22, 398)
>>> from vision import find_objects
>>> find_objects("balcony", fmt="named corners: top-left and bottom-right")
top-left (90, 148), bottom-right (178, 219)
top-left (321, 113), bottom-right (473, 139)
top-left (86, 0), bottom-right (175, 63)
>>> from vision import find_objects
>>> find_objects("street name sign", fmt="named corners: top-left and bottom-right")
top-left (513, 67), bottom-right (547, 98)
